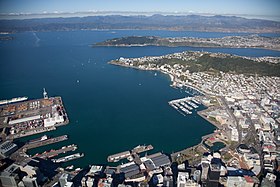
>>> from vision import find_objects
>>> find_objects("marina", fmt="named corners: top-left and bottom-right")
top-left (168, 97), bottom-right (202, 116)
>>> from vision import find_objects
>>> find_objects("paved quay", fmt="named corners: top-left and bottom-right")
top-left (24, 135), bottom-right (68, 150)
top-left (33, 144), bottom-right (77, 159)
top-left (0, 91), bottom-right (69, 141)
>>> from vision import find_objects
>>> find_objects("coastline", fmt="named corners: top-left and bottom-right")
top-left (109, 60), bottom-right (226, 163)
top-left (94, 41), bottom-right (280, 52)
top-left (109, 60), bottom-right (220, 130)
top-left (197, 110), bottom-right (222, 130)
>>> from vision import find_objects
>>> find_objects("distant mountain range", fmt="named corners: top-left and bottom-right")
top-left (1, 14), bottom-right (280, 33)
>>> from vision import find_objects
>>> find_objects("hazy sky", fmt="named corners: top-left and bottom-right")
top-left (0, 0), bottom-right (279, 18)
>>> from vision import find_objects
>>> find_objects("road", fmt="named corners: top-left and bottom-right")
top-left (219, 96), bottom-right (241, 145)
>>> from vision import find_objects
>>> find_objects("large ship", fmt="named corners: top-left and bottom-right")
top-left (52, 153), bottom-right (84, 163)
top-left (27, 135), bottom-right (48, 144)
top-left (0, 97), bottom-right (28, 105)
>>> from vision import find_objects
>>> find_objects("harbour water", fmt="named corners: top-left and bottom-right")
top-left (1, 30), bottom-right (279, 167)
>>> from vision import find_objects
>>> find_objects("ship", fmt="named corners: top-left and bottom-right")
top-left (28, 135), bottom-right (48, 144)
top-left (191, 98), bottom-right (201, 105)
top-left (0, 97), bottom-right (28, 105)
top-left (65, 165), bottom-right (74, 170)
top-left (52, 153), bottom-right (84, 163)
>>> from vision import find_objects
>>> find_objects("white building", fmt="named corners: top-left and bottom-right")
top-left (231, 128), bottom-right (239, 142)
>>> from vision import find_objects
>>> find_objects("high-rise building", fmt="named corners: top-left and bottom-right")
top-left (0, 163), bottom-right (21, 187)
top-left (22, 176), bottom-right (39, 187)
top-left (59, 173), bottom-right (70, 187)
top-left (206, 163), bottom-right (221, 187)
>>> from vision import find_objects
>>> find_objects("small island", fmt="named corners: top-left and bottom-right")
top-left (94, 35), bottom-right (280, 51)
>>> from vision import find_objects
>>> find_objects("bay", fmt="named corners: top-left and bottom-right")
top-left (0, 30), bottom-right (279, 167)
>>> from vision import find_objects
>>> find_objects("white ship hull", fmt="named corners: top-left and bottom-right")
top-left (0, 97), bottom-right (28, 105)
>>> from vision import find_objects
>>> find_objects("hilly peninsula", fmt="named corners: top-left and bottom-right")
top-left (94, 35), bottom-right (280, 51)
top-left (109, 51), bottom-right (280, 77)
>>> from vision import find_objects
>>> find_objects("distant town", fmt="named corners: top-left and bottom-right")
top-left (95, 35), bottom-right (280, 51)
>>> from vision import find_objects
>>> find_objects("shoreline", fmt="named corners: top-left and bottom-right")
top-left (96, 44), bottom-right (280, 52)
top-left (197, 110), bottom-right (222, 130)
top-left (109, 61), bottom-right (227, 162)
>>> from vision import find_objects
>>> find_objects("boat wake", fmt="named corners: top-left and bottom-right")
top-left (33, 32), bottom-right (41, 47)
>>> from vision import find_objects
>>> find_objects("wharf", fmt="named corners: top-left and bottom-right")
top-left (8, 126), bottom-right (56, 139)
top-left (168, 97), bottom-right (193, 104)
top-left (107, 144), bottom-right (154, 162)
top-left (168, 96), bottom-right (201, 116)
top-left (9, 135), bottom-right (69, 162)
top-left (24, 135), bottom-right (68, 150)
top-left (0, 93), bottom-right (69, 140)
top-left (170, 132), bottom-right (215, 154)
top-left (132, 144), bottom-right (153, 154)
top-left (52, 152), bottom-right (84, 163)
top-left (33, 144), bottom-right (77, 159)
top-left (107, 151), bottom-right (130, 162)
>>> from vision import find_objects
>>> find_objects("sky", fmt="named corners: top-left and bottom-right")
top-left (0, 0), bottom-right (280, 20)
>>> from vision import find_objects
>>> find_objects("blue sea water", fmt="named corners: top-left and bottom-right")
top-left (0, 30), bottom-right (279, 167)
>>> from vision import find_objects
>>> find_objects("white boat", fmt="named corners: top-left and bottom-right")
top-left (0, 97), bottom-right (28, 105)
top-left (182, 102), bottom-right (193, 110)
top-left (66, 165), bottom-right (74, 170)
top-left (28, 135), bottom-right (48, 144)
top-left (52, 153), bottom-right (84, 163)
top-left (192, 98), bottom-right (201, 105)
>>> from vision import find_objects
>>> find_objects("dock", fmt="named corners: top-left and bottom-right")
top-left (168, 97), bottom-right (201, 116)
top-left (9, 134), bottom-right (69, 162)
top-left (107, 151), bottom-right (131, 162)
top-left (131, 144), bottom-right (153, 154)
top-left (24, 135), bottom-right (68, 150)
top-left (107, 144), bottom-right (154, 163)
top-left (8, 126), bottom-right (56, 139)
top-left (33, 144), bottom-right (77, 159)
top-left (52, 152), bottom-right (84, 163)
top-left (0, 90), bottom-right (69, 141)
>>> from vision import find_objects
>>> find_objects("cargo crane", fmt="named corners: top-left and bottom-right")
top-left (43, 88), bottom-right (48, 99)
